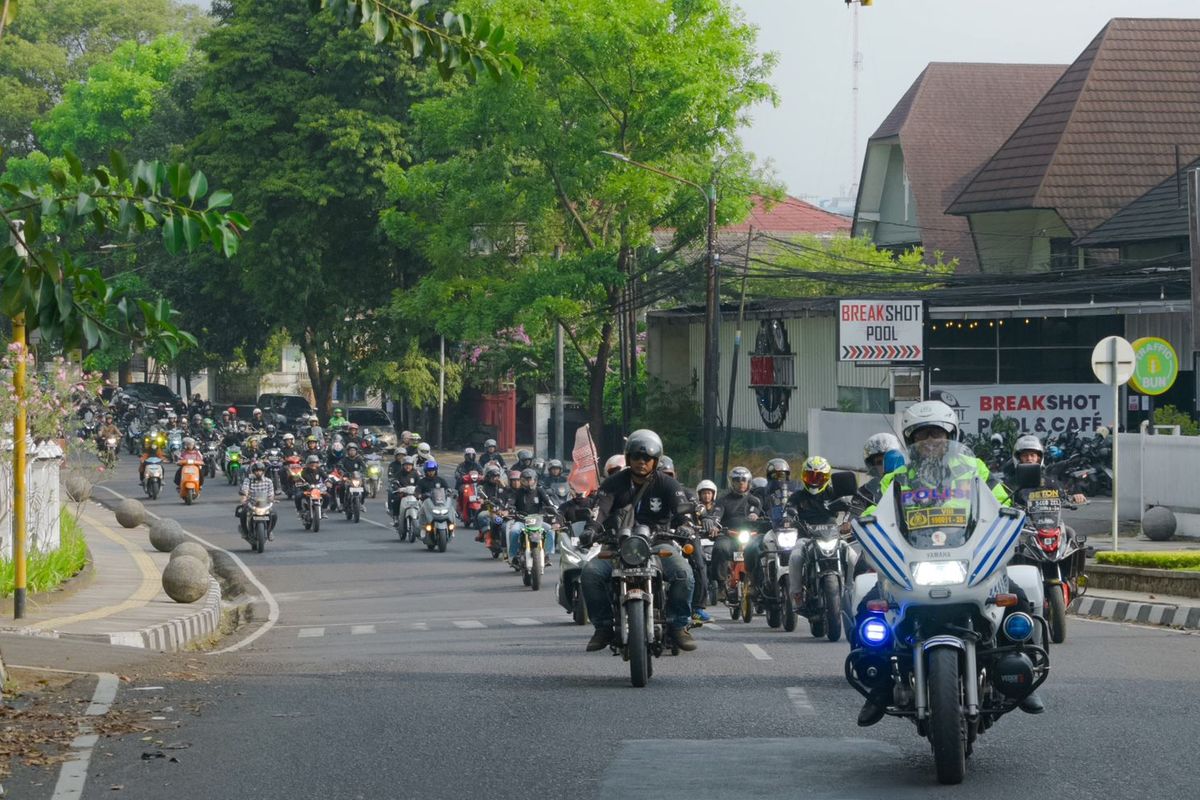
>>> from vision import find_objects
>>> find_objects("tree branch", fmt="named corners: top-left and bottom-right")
top-left (556, 55), bottom-right (623, 129)
top-left (546, 161), bottom-right (596, 249)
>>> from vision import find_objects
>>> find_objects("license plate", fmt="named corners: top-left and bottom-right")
top-left (253, 515), bottom-right (270, 521)
top-left (350, 487), bottom-right (363, 494)
top-left (615, 568), bottom-right (655, 577)
top-left (733, 553), bottom-right (744, 562)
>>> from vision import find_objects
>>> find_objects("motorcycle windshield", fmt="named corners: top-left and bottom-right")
top-left (895, 440), bottom-right (980, 549)
top-left (430, 487), bottom-right (447, 505)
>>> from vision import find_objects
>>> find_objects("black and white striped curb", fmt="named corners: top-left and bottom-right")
top-left (1070, 595), bottom-right (1200, 629)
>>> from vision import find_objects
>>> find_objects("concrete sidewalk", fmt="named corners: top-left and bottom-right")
top-left (0, 502), bottom-right (222, 652)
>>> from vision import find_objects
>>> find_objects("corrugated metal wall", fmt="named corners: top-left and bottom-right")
top-left (682, 315), bottom-right (890, 434)
top-left (1126, 312), bottom-right (1190, 362)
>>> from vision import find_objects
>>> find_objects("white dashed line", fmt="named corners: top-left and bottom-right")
top-left (702, 622), bottom-right (722, 631)
top-left (786, 686), bottom-right (815, 715)
top-left (507, 618), bottom-right (543, 626)
top-left (298, 627), bottom-right (326, 638)
top-left (412, 622), bottom-right (429, 630)
top-left (744, 643), bottom-right (772, 661)
top-left (452, 620), bottom-right (487, 629)
top-left (350, 625), bottom-right (376, 635)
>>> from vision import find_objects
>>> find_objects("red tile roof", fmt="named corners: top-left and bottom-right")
top-left (723, 195), bottom-right (851, 235)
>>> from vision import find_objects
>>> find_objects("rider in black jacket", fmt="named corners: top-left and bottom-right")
top-left (710, 467), bottom-right (764, 593)
top-left (506, 468), bottom-right (558, 561)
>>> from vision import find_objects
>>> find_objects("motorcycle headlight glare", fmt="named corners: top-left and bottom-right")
top-left (619, 537), bottom-right (651, 567)
top-left (776, 530), bottom-right (798, 549)
top-left (816, 538), bottom-right (839, 555)
top-left (859, 617), bottom-right (891, 647)
top-left (737, 530), bottom-right (751, 545)
top-left (912, 561), bottom-right (968, 587)
top-left (1002, 612), bottom-right (1034, 642)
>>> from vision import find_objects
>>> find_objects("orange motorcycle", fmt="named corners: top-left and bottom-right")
top-left (178, 456), bottom-right (203, 505)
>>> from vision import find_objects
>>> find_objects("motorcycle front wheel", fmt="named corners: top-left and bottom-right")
top-left (1047, 582), bottom-right (1068, 644)
top-left (928, 648), bottom-right (967, 785)
top-left (148, 480), bottom-right (160, 500)
top-left (822, 574), bottom-right (842, 642)
top-left (572, 588), bottom-right (587, 625)
top-left (740, 580), bottom-right (754, 623)
top-left (531, 546), bottom-right (542, 591)
top-left (253, 521), bottom-right (267, 554)
top-left (436, 528), bottom-right (447, 552)
top-left (627, 599), bottom-right (649, 688)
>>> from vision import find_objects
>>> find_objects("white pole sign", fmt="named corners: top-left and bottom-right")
top-left (838, 300), bottom-right (924, 362)
top-left (1090, 335), bottom-right (1134, 552)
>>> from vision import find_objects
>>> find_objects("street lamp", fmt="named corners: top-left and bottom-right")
top-left (603, 151), bottom-right (719, 478)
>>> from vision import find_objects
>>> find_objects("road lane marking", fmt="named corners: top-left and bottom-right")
top-left (298, 627), bottom-right (326, 638)
top-left (744, 643), bottom-right (772, 661)
top-left (412, 622), bottom-right (429, 630)
top-left (35, 668), bottom-right (119, 800)
top-left (786, 687), bottom-right (815, 715)
top-left (703, 622), bottom-right (722, 631)
top-left (96, 485), bottom-right (281, 655)
top-left (507, 618), bottom-right (543, 626)
top-left (452, 620), bottom-right (487, 629)
top-left (351, 625), bottom-right (376, 635)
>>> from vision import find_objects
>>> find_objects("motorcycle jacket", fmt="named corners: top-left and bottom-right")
top-left (387, 461), bottom-right (410, 481)
top-left (279, 446), bottom-right (299, 459)
top-left (511, 486), bottom-right (555, 516)
top-left (715, 490), bottom-right (763, 529)
top-left (479, 451), bottom-right (507, 469)
top-left (299, 466), bottom-right (326, 486)
top-left (785, 485), bottom-right (839, 525)
top-left (588, 468), bottom-right (691, 537)
top-left (391, 469), bottom-right (418, 489)
top-left (260, 435), bottom-right (284, 451)
top-left (416, 475), bottom-right (451, 498)
top-left (865, 454), bottom-right (1011, 517)
top-left (338, 455), bottom-right (367, 475)
top-left (478, 481), bottom-right (511, 506)
top-left (455, 459), bottom-right (482, 481)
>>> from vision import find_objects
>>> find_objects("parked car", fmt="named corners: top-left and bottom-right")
top-left (257, 393), bottom-right (315, 430)
top-left (346, 406), bottom-right (397, 450)
top-left (120, 382), bottom-right (184, 413)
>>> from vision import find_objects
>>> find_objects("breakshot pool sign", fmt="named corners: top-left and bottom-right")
top-left (930, 384), bottom-right (1118, 436)
top-left (838, 300), bottom-right (924, 362)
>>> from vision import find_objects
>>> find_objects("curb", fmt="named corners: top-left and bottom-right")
top-left (1070, 595), bottom-right (1200, 629)
top-left (1, 577), bottom-right (223, 653)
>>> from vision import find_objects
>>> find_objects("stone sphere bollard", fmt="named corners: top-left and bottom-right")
top-left (162, 555), bottom-right (209, 603)
top-left (64, 474), bottom-right (92, 502)
top-left (114, 499), bottom-right (146, 529)
top-left (169, 541), bottom-right (211, 572)
top-left (148, 518), bottom-right (185, 553)
top-left (1142, 506), bottom-right (1177, 542)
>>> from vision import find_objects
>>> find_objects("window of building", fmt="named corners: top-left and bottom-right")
top-left (838, 386), bottom-right (890, 413)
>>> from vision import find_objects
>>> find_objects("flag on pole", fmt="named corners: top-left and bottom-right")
top-left (568, 423), bottom-right (601, 495)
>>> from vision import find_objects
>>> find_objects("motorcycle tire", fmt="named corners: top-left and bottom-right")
top-left (253, 521), bottom-right (266, 554)
top-left (740, 582), bottom-right (754, 623)
top-left (1048, 582), bottom-right (1068, 644)
top-left (436, 529), bottom-right (447, 553)
top-left (531, 551), bottom-right (542, 591)
top-left (353, 499), bottom-right (361, 524)
top-left (782, 577), bottom-right (798, 632)
top-left (491, 548), bottom-right (500, 559)
top-left (148, 481), bottom-right (160, 501)
top-left (928, 647), bottom-right (968, 785)
top-left (810, 615), bottom-right (826, 639)
top-left (572, 590), bottom-right (587, 625)
top-left (370, 483), bottom-right (378, 500)
top-left (766, 603), bottom-right (781, 629)
top-left (184, 489), bottom-right (196, 506)
top-left (407, 520), bottom-right (417, 543)
top-left (707, 579), bottom-right (718, 608)
top-left (303, 515), bottom-right (312, 531)
top-left (627, 599), bottom-right (649, 688)
top-left (345, 501), bottom-right (353, 521)
top-left (822, 574), bottom-right (842, 643)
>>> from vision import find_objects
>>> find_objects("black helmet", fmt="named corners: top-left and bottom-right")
top-left (765, 458), bottom-right (790, 481)
top-left (658, 455), bottom-right (675, 476)
top-left (624, 429), bottom-right (663, 462)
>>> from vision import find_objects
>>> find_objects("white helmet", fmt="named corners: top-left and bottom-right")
top-left (604, 454), bottom-right (626, 475)
top-left (696, 479), bottom-right (718, 496)
top-left (417, 442), bottom-right (431, 457)
top-left (1013, 434), bottom-right (1044, 458)
top-left (899, 400), bottom-right (959, 445)
top-left (863, 432), bottom-right (902, 463)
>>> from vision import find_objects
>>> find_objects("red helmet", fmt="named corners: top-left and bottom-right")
top-left (227, 407), bottom-right (237, 415)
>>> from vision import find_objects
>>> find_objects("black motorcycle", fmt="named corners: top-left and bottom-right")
top-left (751, 511), bottom-right (801, 631)
top-left (792, 519), bottom-right (851, 642)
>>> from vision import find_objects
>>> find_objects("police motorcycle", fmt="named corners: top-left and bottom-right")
top-left (419, 485), bottom-right (454, 551)
top-left (749, 508), bottom-right (801, 631)
top-left (597, 522), bottom-right (694, 687)
top-left (844, 446), bottom-right (1050, 785)
top-left (1009, 463), bottom-right (1091, 644)
top-left (557, 518), bottom-right (599, 624)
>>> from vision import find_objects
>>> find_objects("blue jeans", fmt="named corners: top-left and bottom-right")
top-left (581, 547), bottom-right (693, 631)
top-left (507, 520), bottom-right (556, 560)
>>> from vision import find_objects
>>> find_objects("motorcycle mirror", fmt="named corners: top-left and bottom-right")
top-left (676, 501), bottom-right (696, 515)
top-left (1014, 462), bottom-right (1043, 490)
top-left (830, 471), bottom-right (858, 498)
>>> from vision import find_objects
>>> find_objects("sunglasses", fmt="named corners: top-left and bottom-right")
top-left (627, 453), bottom-right (653, 463)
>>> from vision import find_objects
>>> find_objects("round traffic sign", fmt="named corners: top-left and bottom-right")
top-left (1130, 337), bottom-right (1179, 396)
top-left (1091, 336), bottom-right (1135, 386)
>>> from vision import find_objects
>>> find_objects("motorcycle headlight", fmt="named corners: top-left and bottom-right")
top-left (619, 537), bottom-right (651, 567)
top-left (912, 561), bottom-right (968, 587)
top-left (776, 530), bottom-right (798, 549)
top-left (816, 538), bottom-right (839, 555)
top-left (737, 530), bottom-right (751, 545)
top-left (253, 506), bottom-right (270, 516)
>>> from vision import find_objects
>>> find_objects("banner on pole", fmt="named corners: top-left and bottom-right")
top-left (569, 424), bottom-right (601, 495)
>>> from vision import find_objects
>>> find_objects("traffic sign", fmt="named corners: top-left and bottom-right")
top-left (838, 300), bottom-right (923, 363)
top-left (1129, 337), bottom-right (1179, 396)
top-left (1091, 336), bottom-right (1135, 386)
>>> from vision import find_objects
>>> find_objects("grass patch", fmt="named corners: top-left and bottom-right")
top-left (0, 508), bottom-right (89, 598)
top-left (1096, 551), bottom-right (1200, 571)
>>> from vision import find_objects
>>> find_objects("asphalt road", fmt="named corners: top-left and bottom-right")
top-left (24, 460), bottom-right (1200, 799)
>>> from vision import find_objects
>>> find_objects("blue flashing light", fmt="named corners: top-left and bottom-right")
top-left (1002, 612), bottom-right (1034, 642)
top-left (860, 617), bottom-right (891, 647)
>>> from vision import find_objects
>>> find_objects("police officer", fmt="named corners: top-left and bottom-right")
top-left (579, 430), bottom-right (697, 653)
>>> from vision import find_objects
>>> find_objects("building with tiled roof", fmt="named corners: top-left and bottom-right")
top-left (724, 195), bottom-right (851, 236)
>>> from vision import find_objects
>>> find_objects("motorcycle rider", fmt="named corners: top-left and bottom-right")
top-left (338, 442), bottom-right (367, 478)
top-left (540, 459), bottom-right (567, 488)
top-left (416, 459), bottom-right (450, 498)
top-left (97, 413), bottom-right (122, 449)
top-left (710, 466), bottom-right (764, 598)
top-left (604, 454), bottom-right (625, 476)
top-left (474, 463), bottom-right (511, 541)
top-left (579, 429), bottom-right (697, 653)
top-left (854, 400), bottom-right (1040, 725)
top-left (303, 435), bottom-right (323, 459)
top-left (260, 424), bottom-right (284, 451)
top-left (756, 458), bottom-right (799, 524)
top-left (138, 430), bottom-right (167, 485)
top-left (507, 468), bottom-right (558, 564)
top-left (295, 454), bottom-right (327, 513)
top-left (279, 432), bottom-right (298, 458)
top-left (786, 456), bottom-right (839, 523)
top-left (859, 433), bottom-right (904, 508)
top-left (480, 438), bottom-right (506, 469)
top-left (248, 407), bottom-right (267, 433)
top-left (513, 449), bottom-right (536, 473)
top-left (174, 437), bottom-right (205, 487)
top-left (237, 461), bottom-right (278, 540)
top-left (455, 447), bottom-right (482, 488)
top-left (388, 455), bottom-right (419, 518)
top-left (328, 407), bottom-right (350, 432)
top-left (1009, 435), bottom-right (1086, 505)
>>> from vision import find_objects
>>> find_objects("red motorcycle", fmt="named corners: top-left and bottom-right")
top-left (283, 454), bottom-right (304, 498)
top-left (458, 470), bottom-right (484, 527)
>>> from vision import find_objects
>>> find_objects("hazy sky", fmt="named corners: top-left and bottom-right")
top-left (734, 0), bottom-right (1200, 199)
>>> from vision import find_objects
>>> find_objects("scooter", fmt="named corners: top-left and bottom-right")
top-left (557, 520), bottom-right (597, 624)
top-left (394, 485), bottom-right (420, 542)
top-left (177, 455), bottom-right (203, 505)
top-left (420, 486), bottom-right (454, 551)
top-left (142, 456), bottom-right (164, 500)
top-left (458, 470), bottom-right (484, 527)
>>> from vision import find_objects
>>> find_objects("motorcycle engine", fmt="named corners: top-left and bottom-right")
top-left (992, 651), bottom-right (1035, 699)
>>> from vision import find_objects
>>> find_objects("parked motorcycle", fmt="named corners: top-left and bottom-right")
top-left (793, 519), bottom-right (850, 641)
top-left (177, 455), bottom-right (203, 505)
top-left (142, 456), bottom-right (164, 500)
top-left (845, 447), bottom-right (1050, 784)
top-left (420, 486), bottom-right (454, 551)
top-left (243, 486), bottom-right (274, 554)
top-left (557, 521), bottom-right (597, 624)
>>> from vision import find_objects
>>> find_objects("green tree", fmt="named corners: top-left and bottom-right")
top-left (385, 0), bottom-right (776, 441)
top-left (0, 0), bottom-right (205, 159)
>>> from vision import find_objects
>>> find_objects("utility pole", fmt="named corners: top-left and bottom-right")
top-left (554, 244), bottom-right (565, 462)
top-left (721, 227), bottom-right (753, 483)
top-left (1190, 168), bottom-right (1200, 414)
top-left (437, 335), bottom-right (445, 449)
top-left (846, 0), bottom-right (871, 197)
top-left (10, 220), bottom-right (28, 619)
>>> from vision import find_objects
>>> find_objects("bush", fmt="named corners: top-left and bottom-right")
top-left (1096, 551), bottom-right (1200, 570)
top-left (1, 509), bottom-right (89, 597)
top-left (1151, 404), bottom-right (1200, 436)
